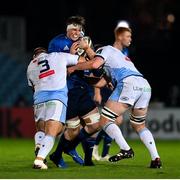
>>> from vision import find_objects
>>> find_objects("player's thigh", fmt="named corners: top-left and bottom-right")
top-left (44, 100), bottom-right (67, 124)
top-left (99, 100), bottom-right (129, 127)
top-left (66, 88), bottom-right (80, 120)
top-left (77, 87), bottom-right (99, 131)
top-left (34, 102), bottom-right (45, 122)
top-left (78, 89), bottom-right (97, 117)
top-left (105, 100), bottom-right (129, 116)
top-left (109, 78), bottom-right (136, 107)
top-left (66, 87), bottom-right (95, 120)
top-left (81, 107), bottom-right (100, 133)
top-left (131, 107), bottom-right (148, 116)
top-left (133, 78), bottom-right (151, 109)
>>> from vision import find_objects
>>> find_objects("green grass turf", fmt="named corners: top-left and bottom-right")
top-left (0, 138), bottom-right (179, 179)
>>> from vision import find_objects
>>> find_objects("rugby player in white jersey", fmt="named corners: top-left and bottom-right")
top-left (68, 27), bottom-right (162, 168)
top-left (27, 47), bottom-right (84, 169)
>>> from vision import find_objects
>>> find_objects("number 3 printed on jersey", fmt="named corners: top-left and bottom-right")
top-left (38, 59), bottom-right (55, 79)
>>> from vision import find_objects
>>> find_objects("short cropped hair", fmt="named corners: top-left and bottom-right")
top-left (114, 27), bottom-right (132, 38)
top-left (33, 47), bottom-right (47, 57)
top-left (66, 15), bottom-right (85, 26)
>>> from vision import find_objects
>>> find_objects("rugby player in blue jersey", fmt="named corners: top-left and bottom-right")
top-left (48, 15), bottom-right (101, 167)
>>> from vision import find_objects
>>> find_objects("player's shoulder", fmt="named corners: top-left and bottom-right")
top-left (105, 45), bottom-right (114, 50)
top-left (99, 45), bottom-right (111, 51)
top-left (49, 51), bottom-right (68, 58)
top-left (106, 45), bottom-right (120, 54)
top-left (28, 58), bottom-right (36, 66)
top-left (27, 59), bottom-right (36, 73)
top-left (96, 45), bottom-right (110, 54)
top-left (51, 34), bottom-right (69, 42)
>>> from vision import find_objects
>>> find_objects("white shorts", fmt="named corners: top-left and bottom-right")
top-left (109, 76), bottom-right (151, 108)
top-left (34, 100), bottom-right (66, 123)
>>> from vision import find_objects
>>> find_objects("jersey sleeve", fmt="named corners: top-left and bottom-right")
top-left (95, 46), bottom-right (110, 62)
top-left (48, 39), bottom-right (62, 53)
top-left (65, 53), bottom-right (79, 66)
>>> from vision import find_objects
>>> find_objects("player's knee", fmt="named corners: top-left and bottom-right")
top-left (66, 119), bottom-right (80, 129)
top-left (45, 120), bottom-right (64, 137)
top-left (130, 114), bottom-right (146, 131)
top-left (83, 112), bottom-right (100, 126)
top-left (101, 106), bottom-right (118, 122)
top-left (36, 120), bottom-right (45, 132)
top-left (115, 115), bottom-right (123, 126)
top-left (85, 122), bottom-right (100, 133)
top-left (65, 120), bottom-right (81, 139)
top-left (65, 127), bottom-right (80, 140)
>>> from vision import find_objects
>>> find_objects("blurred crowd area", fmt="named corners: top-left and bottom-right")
top-left (0, 0), bottom-right (179, 108)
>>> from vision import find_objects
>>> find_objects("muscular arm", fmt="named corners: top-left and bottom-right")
top-left (93, 77), bottom-right (108, 88)
top-left (93, 87), bottom-right (102, 105)
top-left (68, 57), bottom-right (104, 75)
top-left (84, 46), bottom-right (96, 60)
top-left (78, 37), bottom-right (96, 59)
top-left (78, 56), bottom-right (87, 63)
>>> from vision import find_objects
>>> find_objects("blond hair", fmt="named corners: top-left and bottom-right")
top-left (114, 27), bottom-right (132, 39)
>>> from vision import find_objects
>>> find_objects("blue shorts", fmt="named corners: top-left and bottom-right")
top-left (66, 87), bottom-right (96, 119)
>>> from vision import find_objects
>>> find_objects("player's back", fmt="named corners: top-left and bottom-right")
top-left (27, 52), bottom-right (79, 105)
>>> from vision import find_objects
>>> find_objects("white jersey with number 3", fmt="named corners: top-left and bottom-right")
top-left (27, 52), bottom-right (79, 105)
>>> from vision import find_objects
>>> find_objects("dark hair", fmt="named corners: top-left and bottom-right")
top-left (33, 47), bottom-right (47, 57)
top-left (66, 15), bottom-right (85, 27)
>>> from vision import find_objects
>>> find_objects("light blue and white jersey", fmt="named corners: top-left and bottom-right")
top-left (27, 52), bottom-right (79, 105)
top-left (96, 45), bottom-right (143, 83)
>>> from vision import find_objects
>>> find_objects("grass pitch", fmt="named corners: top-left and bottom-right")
top-left (0, 138), bottom-right (179, 179)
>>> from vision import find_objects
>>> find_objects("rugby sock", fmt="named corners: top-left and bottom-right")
top-left (82, 137), bottom-right (96, 165)
top-left (95, 129), bottom-right (105, 145)
top-left (103, 122), bottom-right (130, 150)
top-left (37, 135), bottom-right (55, 159)
top-left (54, 128), bottom-right (93, 156)
top-left (71, 128), bottom-right (92, 148)
top-left (34, 131), bottom-right (45, 147)
top-left (138, 128), bottom-right (160, 160)
top-left (69, 128), bottom-right (95, 165)
top-left (53, 133), bottom-right (67, 158)
top-left (102, 133), bottom-right (112, 157)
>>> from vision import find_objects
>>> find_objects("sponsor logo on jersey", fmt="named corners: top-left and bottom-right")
top-left (63, 45), bottom-right (69, 51)
top-left (133, 86), bottom-right (143, 91)
top-left (120, 96), bottom-right (129, 101)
